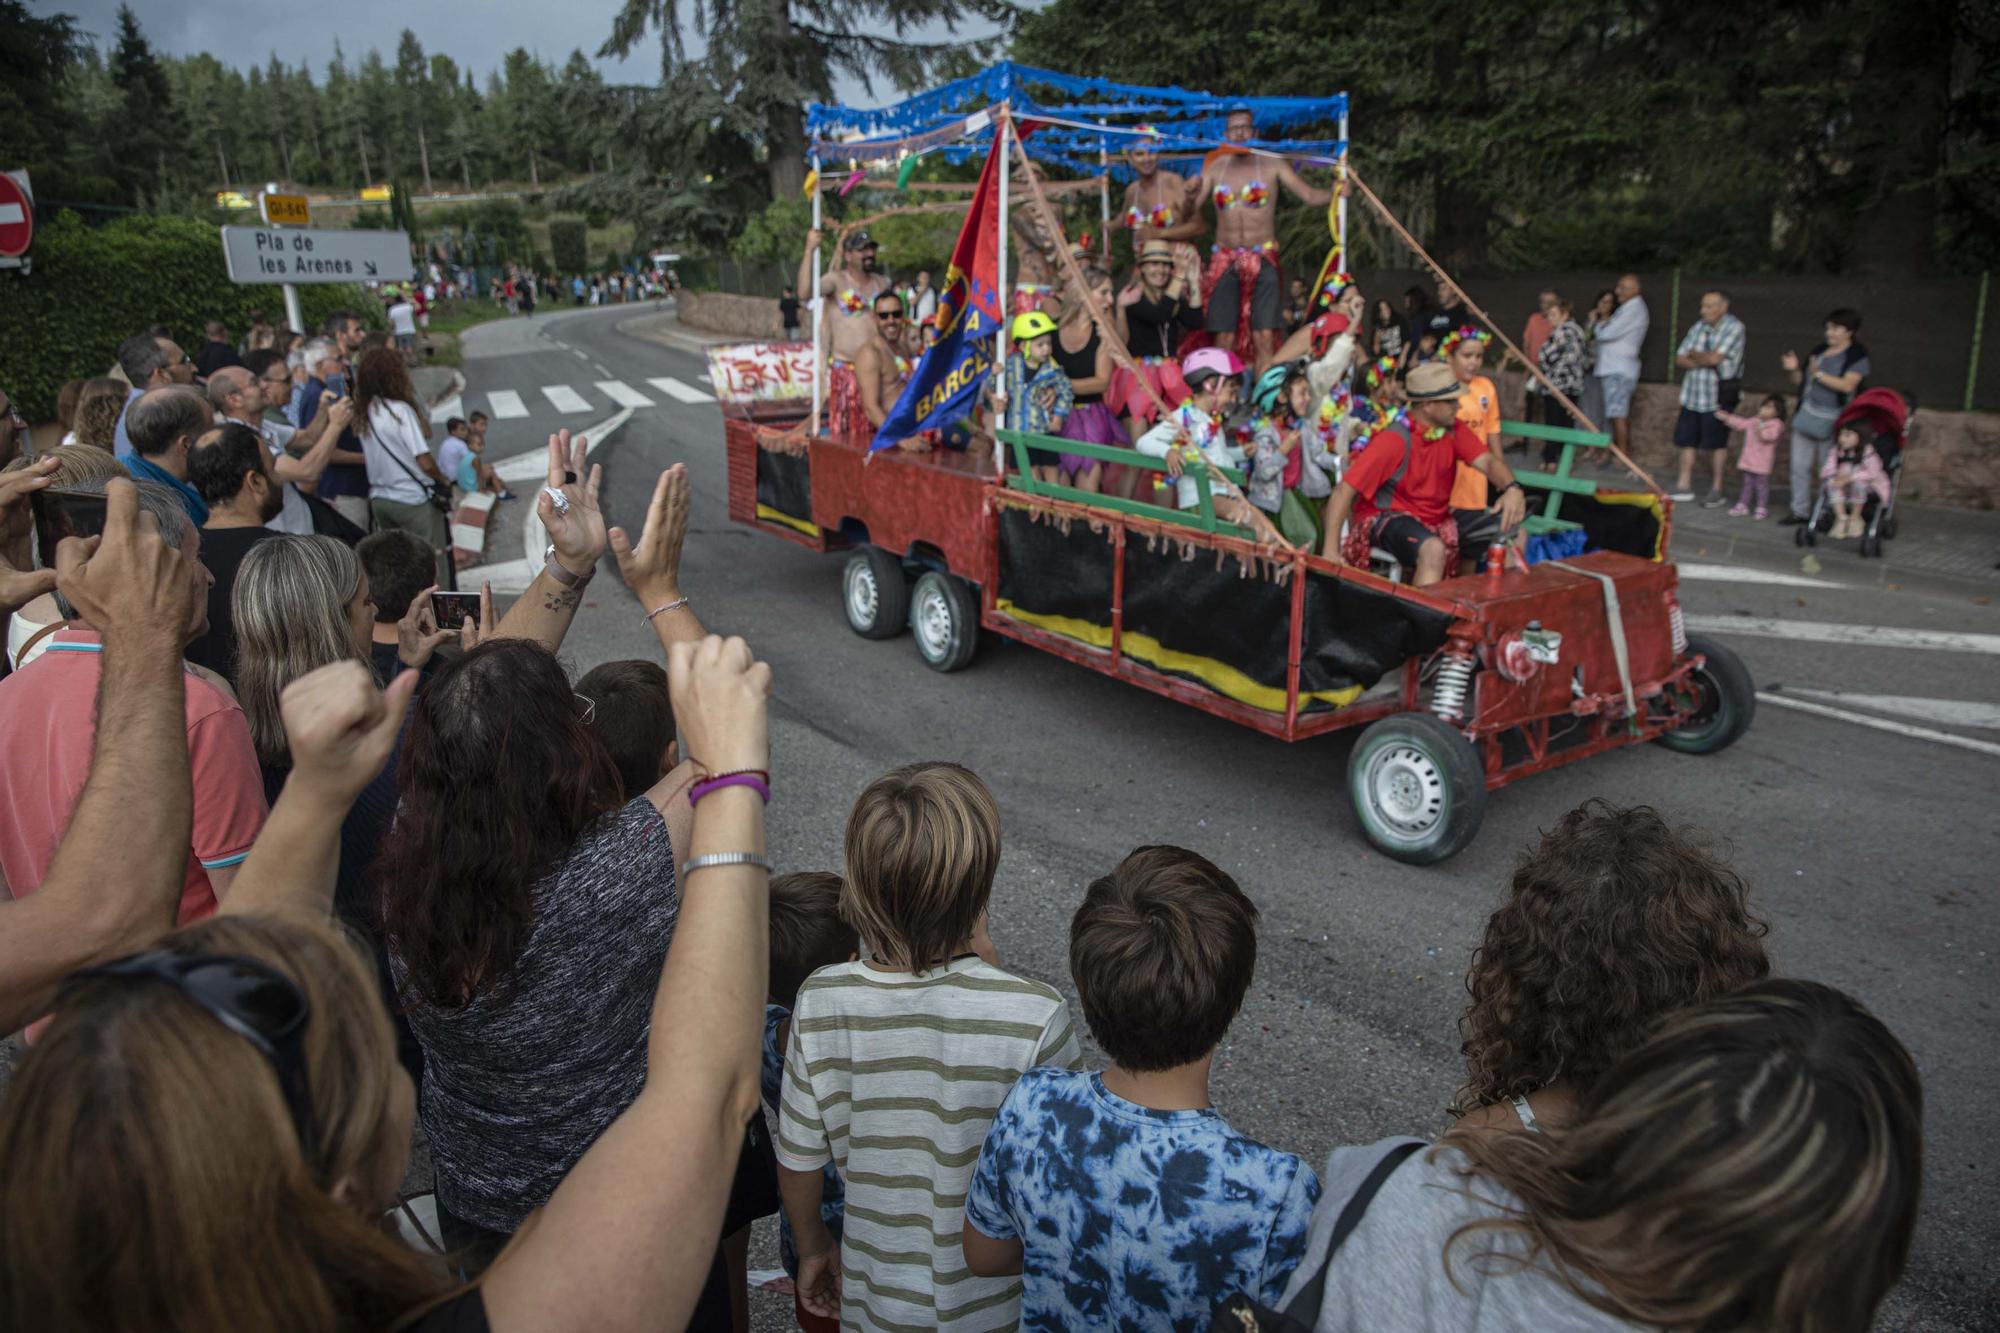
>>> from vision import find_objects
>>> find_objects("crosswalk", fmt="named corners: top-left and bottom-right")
top-left (473, 375), bottom-right (713, 420)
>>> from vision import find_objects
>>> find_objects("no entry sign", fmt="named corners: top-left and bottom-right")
top-left (0, 172), bottom-right (32, 259)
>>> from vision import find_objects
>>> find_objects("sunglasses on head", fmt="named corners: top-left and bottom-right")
top-left (62, 950), bottom-right (317, 1164)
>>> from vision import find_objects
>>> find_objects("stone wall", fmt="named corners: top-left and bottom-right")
top-left (676, 290), bottom-right (785, 341)
top-left (1492, 371), bottom-right (1996, 511)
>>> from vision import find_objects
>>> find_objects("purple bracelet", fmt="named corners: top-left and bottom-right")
top-left (689, 773), bottom-right (771, 806)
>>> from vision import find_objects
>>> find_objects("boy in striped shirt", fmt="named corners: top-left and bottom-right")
top-left (777, 762), bottom-right (1081, 1332)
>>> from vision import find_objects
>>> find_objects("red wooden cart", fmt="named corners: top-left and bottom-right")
top-left (722, 397), bottom-right (1753, 863)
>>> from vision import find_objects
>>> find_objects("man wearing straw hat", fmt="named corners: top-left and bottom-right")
top-left (1194, 107), bottom-right (1332, 374)
top-left (799, 227), bottom-right (891, 442)
top-left (1321, 362), bottom-right (1528, 586)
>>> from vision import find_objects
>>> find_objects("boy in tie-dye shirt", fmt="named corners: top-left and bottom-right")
top-left (962, 846), bottom-right (1319, 1330)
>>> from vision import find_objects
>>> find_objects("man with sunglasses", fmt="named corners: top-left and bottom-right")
top-left (213, 357), bottom-right (351, 536)
top-left (854, 291), bottom-right (929, 450)
top-left (111, 330), bottom-right (196, 459)
top-left (799, 227), bottom-right (890, 442)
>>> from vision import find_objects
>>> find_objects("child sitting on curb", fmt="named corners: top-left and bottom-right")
top-left (963, 844), bottom-right (1321, 1327)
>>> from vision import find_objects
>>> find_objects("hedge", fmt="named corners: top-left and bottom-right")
top-left (0, 211), bottom-right (388, 421)
top-left (549, 218), bottom-right (588, 275)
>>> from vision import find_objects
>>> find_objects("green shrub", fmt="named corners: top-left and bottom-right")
top-left (549, 217), bottom-right (588, 274)
top-left (0, 212), bottom-right (386, 421)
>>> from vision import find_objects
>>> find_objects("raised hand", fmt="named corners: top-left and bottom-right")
top-left (53, 477), bottom-right (201, 646)
top-left (0, 456), bottom-right (61, 614)
top-left (279, 660), bottom-right (420, 809)
top-left (539, 428), bottom-right (607, 578)
top-left (667, 635), bottom-right (771, 778)
top-left (457, 580), bottom-right (496, 650)
top-left (610, 463), bottom-right (690, 608)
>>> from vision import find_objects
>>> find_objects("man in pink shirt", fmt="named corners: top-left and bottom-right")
top-left (0, 479), bottom-right (266, 928)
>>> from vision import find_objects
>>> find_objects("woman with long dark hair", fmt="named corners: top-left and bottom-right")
top-left (0, 634), bottom-right (777, 1333)
top-left (351, 345), bottom-right (448, 568)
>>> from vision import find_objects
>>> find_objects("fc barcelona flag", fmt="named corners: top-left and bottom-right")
top-left (869, 123), bottom-right (1033, 450)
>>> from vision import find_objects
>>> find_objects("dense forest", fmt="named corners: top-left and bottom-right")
top-left (2, 0), bottom-right (1992, 274)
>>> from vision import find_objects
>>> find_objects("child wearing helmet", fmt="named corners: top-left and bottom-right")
top-left (993, 310), bottom-right (1076, 485)
top-left (1246, 362), bottom-right (1336, 545)
top-left (1134, 348), bottom-right (1256, 524)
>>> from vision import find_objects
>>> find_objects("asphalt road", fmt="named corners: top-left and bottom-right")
top-left (454, 301), bottom-right (1999, 1329)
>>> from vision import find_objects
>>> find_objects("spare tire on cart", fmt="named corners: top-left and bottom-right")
top-left (1347, 713), bottom-right (1488, 865)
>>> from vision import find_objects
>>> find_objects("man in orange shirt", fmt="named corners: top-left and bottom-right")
top-left (1442, 326), bottom-right (1511, 563)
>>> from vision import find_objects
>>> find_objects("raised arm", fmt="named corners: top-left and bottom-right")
top-left (491, 429), bottom-right (608, 654)
top-left (480, 635), bottom-right (771, 1333)
top-left (220, 662), bottom-right (418, 923)
top-left (1275, 159), bottom-right (1332, 207)
top-left (272, 397), bottom-right (351, 485)
top-left (0, 477), bottom-right (195, 1031)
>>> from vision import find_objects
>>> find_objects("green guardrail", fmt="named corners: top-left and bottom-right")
top-left (1499, 418), bottom-right (1609, 535)
top-left (996, 430), bottom-right (1256, 539)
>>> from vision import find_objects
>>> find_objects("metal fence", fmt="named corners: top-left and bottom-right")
top-left (1354, 268), bottom-right (1996, 413)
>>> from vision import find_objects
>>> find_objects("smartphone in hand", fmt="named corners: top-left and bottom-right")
top-left (431, 590), bottom-right (482, 628)
top-left (28, 488), bottom-right (110, 569)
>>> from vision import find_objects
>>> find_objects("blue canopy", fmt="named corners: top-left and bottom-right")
top-left (806, 62), bottom-right (1347, 179)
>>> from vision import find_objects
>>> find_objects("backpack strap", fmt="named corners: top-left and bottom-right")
top-left (1279, 1140), bottom-right (1424, 1324)
top-left (1371, 426), bottom-right (1415, 512)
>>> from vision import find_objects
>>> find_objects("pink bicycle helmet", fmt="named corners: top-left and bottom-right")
top-left (1182, 347), bottom-right (1245, 382)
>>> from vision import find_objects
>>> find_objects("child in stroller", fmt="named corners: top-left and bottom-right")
top-left (1795, 387), bottom-right (1911, 559)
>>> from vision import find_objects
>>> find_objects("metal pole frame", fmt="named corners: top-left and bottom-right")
top-left (810, 151), bottom-right (823, 435)
top-left (994, 108), bottom-right (1012, 479)
top-left (1336, 104), bottom-right (1349, 277)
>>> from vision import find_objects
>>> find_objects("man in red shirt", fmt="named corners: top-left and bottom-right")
top-left (0, 479), bottom-right (266, 938)
top-left (1323, 362), bottom-right (1528, 586)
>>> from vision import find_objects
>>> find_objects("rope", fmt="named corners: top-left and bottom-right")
top-left (1007, 116), bottom-right (1297, 553)
top-left (1344, 166), bottom-right (1663, 497)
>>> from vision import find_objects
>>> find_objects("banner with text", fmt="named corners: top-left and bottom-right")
top-left (869, 124), bottom-right (1032, 450)
top-left (707, 342), bottom-right (817, 404)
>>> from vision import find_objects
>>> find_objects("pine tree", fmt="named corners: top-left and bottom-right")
top-left (598, 0), bottom-right (1014, 201)
top-left (107, 5), bottom-right (192, 202)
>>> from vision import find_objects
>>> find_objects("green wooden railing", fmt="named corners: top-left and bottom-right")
top-left (1497, 418), bottom-right (1609, 535)
top-left (996, 429), bottom-right (1256, 539)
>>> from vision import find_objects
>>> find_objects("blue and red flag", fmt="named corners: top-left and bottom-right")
top-left (870, 122), bottom-right (1032, 451)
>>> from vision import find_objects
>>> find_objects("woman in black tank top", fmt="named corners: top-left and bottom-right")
top-left (1054, 268), bottom-right (1125, 494)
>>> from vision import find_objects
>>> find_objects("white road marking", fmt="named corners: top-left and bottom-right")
top-left (1782, 690), bottom-right (2000, 731)
top-left (1684, 616), bottom-right (2000, 656)
top-left (485, 389), bottom-right (529, 419)
top-left (594, 379), bottom-right (655, 408)
top-left (429, 394), bottom-right (462, 422)
top-left (540, 384), bottom-right (593, 413)
top-left (648, 375), bottom-right (715, 403)
top-left (570, 348), bottom-right (589, 361)
top-left (1676, 563), bottom-right (1840, 589)
top-left (594, 362), bottom-right (612, 376)
top-left (461, 407), bottom-right (634, 589)
top-left (1758, 692), bottom-right (2000, 759)
top-left (452, 556), bottom-right (537, 595)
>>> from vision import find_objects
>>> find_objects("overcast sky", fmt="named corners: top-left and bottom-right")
top-left (38, 0), bottom-right (1000, 107)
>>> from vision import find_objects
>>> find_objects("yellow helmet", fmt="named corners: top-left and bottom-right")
top-left (1010, 310), bottom-right (1058, 342)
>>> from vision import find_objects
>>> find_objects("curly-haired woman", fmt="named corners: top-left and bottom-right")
top-left (1452, 799), bottom-right (1770, 1134)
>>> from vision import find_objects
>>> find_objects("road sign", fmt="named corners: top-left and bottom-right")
top-left (260, 192), bottom-right (311, 226)
top-left (0, 171), bottom-right (33, 259)
top-left (220, 225), bottom-right (413, 285)
top-left (361, 185), bottom-right (393, 202)
top-left (214, 190), bottom-right (253, 210)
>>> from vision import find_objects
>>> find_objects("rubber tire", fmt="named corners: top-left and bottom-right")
top-left (842, 547), bottom-right (909, 640)
top-left (910, 571), bottom-right (979, 672)
top-left (1347, 713), bottom-right (1488, 865)
top-left (1860, 531), bottom-right (1882, 558)
top-left (1882, 513), bottom-right (1899, 540)
top-left (1656, 633), bottom-right (1756, 755)
top-left (1794, 525), bottom-right (1809, 547)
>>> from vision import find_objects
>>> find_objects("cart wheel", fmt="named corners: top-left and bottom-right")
top-left (1347, 714), bottom-right (1488, 865)
top-left (911, 571), bottom-right (979, 672)
top-left (1881, 513), bottom-right (1898, 540)
top-left (843, 547), bottom-right (909, 640)
top-left (1656, 634), bottom-right (1756, 755)
top-left (1793, 525), bottom-right (1808, 547)
top-left (1860, 531), bottom-right (1882, 558)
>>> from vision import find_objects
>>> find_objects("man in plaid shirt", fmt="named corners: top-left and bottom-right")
top-left (1671, 290), bottom-right (1747, 504)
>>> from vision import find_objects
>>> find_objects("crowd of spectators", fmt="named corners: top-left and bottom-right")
top-left (0, 412), bottom-right (1928, 1331)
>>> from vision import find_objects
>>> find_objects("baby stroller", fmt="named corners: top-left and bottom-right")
top-left (1795, 387), bottom-right (1912, 559)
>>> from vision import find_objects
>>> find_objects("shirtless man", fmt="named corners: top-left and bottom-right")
top-left (1009, 207), bottom-right (1062, 315)
top-left (1119, 140), bottom-right (1204, 314)
top-left (854, 291), bottom-right (930, 452)
top-left (798, 227), bottom-right (890, 438)
top-left (1195, 107), bottom-right (1332, 374)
